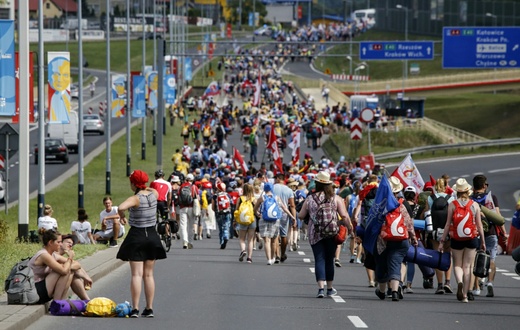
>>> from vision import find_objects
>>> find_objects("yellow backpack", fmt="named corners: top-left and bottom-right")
top-left (201, 190), bottom-right (209, 210)
top-left (83, 297), bottom-right (117, 317)
top-left (234, 196), bottom-right (255, 226)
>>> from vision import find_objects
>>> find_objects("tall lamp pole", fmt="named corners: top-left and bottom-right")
top-left (105, 0), bottom-right (112, 195)
top-left (354, 64), bottom-right (366, 95)
top-left (396, 4), bottom-right (408, 97)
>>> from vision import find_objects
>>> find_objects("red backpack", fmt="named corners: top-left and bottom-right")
top-left (216, 193), bottom-right (231, 213)
top-left (450, 200), bottom-right (477, 240)
top-left (380, 199), bottom-right (409, 241)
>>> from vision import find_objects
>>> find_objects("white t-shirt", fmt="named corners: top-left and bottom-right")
top-left (38, 216), bottom-right (58, 230)
top-left (70, 220), bottom-right (92, 244)
top-left (99, 206), bottom-right (119, 231)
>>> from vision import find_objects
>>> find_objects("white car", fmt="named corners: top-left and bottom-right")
top-left (70, 84), bottom-right (79, 98)
top-left (83, 114), bottom-right (105, 135)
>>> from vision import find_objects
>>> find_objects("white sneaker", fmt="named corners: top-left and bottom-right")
top-left (472, 289), bottom-right (481, 296)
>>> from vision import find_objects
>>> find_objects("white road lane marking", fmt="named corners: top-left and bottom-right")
top-left (332, 295), bottom-right (345, 303)
top-left (348, 316), bottom-right (368, 328)
top-left (496, 268), bottom-right (507, 272)
top-left (310, 268), bottom-right (315, 273)
top-left (303, 258), bottom-right (311, 263)
top-left (488, 167), bottom-right (520, 173)
top-left (512, 277), bottom-right (520, 280)
top-left (298, 251), bottom-right (305, 255)
top-left (503, 273), bottom-right (518, 276)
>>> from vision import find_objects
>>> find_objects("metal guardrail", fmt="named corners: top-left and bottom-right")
top-left (375, 138), bottom-right (520, 161)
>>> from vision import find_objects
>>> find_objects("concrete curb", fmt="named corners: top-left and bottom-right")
top-left (0, 247), bottom-right (125, 330)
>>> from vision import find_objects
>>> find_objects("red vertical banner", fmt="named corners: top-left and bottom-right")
top-left (226, 23), bottom-right (232, 39)
top-left (298, 6), bottom-right (303, 19)
top-left (208, 42), bottom-right (214, 59)
top-left (13, 52), bottom-right (35, 124)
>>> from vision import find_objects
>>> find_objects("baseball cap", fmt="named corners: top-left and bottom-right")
top-left (404, 186), bottom-right (416, 194)
top-left (171, 175), bottom-right (181, 183)
top-left (186, 173), bottom-right (194, 181)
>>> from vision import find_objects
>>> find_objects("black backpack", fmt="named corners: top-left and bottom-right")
top-left (430, 194), bottom-right (449, 230)
top-left (178, 184), bottom-right (194, 206)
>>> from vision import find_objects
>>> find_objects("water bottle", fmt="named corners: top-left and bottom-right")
top-left (425, 210), bottom-right (433, 233)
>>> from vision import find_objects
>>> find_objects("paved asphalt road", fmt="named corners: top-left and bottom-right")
top-left (27, 231), bottom-right (520, 330)
top-left (25, 121), bottom-right (520, 329)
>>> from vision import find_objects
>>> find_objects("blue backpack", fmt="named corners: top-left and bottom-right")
top-left (262, 194), bottom-right (281, 222)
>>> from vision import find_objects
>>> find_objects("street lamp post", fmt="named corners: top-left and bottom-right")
top-left (346, 56), bottom-right (352, 76)
top-left (360, 61), bottom-right (369, 81)
top-left (354, 64), bottom-right (366, 95)
top-left (396, 4), bottom-right (408, 97)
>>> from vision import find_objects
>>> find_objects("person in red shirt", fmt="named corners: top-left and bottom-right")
top-left (149, 170), bottom-right (172, 221)
top-left (241, 125), bottom-right (252, 153)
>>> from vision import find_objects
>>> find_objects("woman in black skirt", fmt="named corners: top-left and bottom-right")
top-left (117, 169), bottom-right (167, 318)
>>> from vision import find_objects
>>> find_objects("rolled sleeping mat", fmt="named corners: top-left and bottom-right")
top-left (356, 225), bottom-right (365, 239)
top-left (480, 205), bottom-right (506, 226)
top-left (512, 245), bottom-right (520, 262)
top-left (414, 219), bottom-right (425, 231)
top-left (49, 299), bottom-right (89, 316)
top-left (405, 245), bottom-right (451, 272)
top-left (473, 250), bottom-right (491, 278)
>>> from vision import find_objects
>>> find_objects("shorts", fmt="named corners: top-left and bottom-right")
top-left (237, 221), bottom-right (257, 231)
top-left (35, 279), bottom-right (51, 304)
top-left (96, 227), bottom-right (125, 239)
top-left (258, 219), bottom-right (280, 238)
top-left (116, 226), bottom-right (167, 261)
top-left (483, 235), bottom-right (498, 261)
top-left (450, 237), bottom-right (479, 250)
top-left (278, 213), bottom-right (289, 237)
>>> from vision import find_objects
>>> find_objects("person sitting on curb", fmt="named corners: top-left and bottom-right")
top-left (94, 196), bottom-right (126, 247)
top-left (54, 234), bottom-right (94, 300)
top-left (28, 229), bottom-right (75, 304)
top-left (71, 208), bottom-right (96, 244)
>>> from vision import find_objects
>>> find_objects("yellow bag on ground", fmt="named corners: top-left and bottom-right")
top-left (83, 297), bottom-right (117, 317)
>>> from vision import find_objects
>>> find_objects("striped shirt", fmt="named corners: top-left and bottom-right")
top-left (129, 192), bottom-right (157, 228)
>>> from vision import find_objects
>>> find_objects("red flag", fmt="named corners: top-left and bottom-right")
top-left (429, 174), bottom-right (436, 186)
top-left (233, 147), bottom-right (248, 175)
top-left (267, 122), bottom-right (283, 174)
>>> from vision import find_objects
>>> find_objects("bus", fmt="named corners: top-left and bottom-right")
top-left (351, 8), bottom-right (376, 29)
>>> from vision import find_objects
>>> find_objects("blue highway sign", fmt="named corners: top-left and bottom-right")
top-left (359, 41), bottom-right (434, 60)
top-left (442, 27), bottom-right (520, 68)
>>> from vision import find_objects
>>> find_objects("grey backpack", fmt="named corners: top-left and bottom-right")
top-left (4, 258), bottom-right (39, 305)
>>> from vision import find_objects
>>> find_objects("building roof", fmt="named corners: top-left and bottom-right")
top-left (21, 0), bottom-right (78, 12)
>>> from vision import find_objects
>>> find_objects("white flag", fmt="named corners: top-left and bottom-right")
top-left (391, 154), bottom-right (425, 192)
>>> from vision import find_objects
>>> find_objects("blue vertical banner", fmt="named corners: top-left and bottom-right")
top-left (164, 74), bottom-right (176, 105)
top-left (47, 52), bottom-right (71, 124)
top-left (132, 75), bottom-right (146, 118)
top-left (184, 58), bottom-right (192, 81)
top-left (0, 20), bottom-right (15, 116)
